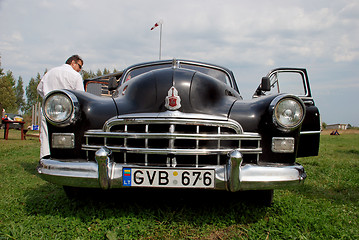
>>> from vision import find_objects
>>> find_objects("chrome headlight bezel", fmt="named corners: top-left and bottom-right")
top-left (43, 90), bottom-right (80, 127)
top-left (270, 95), bottom-right (305, 131)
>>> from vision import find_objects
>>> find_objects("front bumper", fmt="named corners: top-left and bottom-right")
top-left (37, 148), bottom-right (306, 191)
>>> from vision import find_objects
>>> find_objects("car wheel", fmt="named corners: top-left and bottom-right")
top-left (63, 186), bottom-right (89, 199)
top-left (244, 190), bottom-right (274, 206)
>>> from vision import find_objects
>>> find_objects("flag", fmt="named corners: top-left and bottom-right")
top-left (151, 23), bottom-right (159, 30)
top-left (123, 168), bottom-right (131, 176)
top-left (151, 20), bottom-right (162, 30)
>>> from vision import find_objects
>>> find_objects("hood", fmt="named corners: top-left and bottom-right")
top-left (113, 67), bottom-right (240, 117)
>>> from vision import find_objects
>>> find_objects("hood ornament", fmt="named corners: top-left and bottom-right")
top-left (172, 58), bottom-right (179, 69)
top-left (165, 86), bottom-right (181, 110)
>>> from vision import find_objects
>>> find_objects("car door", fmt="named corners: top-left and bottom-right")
top-left (267, 68), bottom-right (321, 157)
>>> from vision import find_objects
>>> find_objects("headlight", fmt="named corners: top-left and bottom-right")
top-left (43, 91), bottom-right (79, 126)
top-left (272, 96), bottom-right (305, 130)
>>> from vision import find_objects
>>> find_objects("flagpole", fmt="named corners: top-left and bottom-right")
top-left (151, 20), bottom-right (163, 60)
top-left (159, 22), bottom-right (162, 60)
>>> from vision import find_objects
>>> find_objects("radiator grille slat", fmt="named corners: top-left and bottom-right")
top-left (82, 116), bottom-right (261, 167)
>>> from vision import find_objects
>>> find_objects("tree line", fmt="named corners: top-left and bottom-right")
top-left (0, 56), bottom-right (117, 115)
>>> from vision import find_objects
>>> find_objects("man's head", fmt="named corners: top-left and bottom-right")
top-left (66, 55), bottom-right (83, 72)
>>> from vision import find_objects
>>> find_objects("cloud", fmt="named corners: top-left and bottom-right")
top-left (0, 0), bottom-right (358, 125)
top-left (334, 35), bottom-right (359, 62)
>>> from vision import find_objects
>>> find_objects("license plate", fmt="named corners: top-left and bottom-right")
top-left (123, 168), bottom-right (215, 188)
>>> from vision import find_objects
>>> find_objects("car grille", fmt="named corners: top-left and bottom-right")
top-left (82, 114), bottom-right (262, 167)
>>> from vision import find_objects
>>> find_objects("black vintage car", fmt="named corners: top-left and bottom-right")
top-left (37, 59), bottom-right (320, 204)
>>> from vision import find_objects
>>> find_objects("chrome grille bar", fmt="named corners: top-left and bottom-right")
top-left (82, 145), bottom-right (262, 155)
top-left (145, 124), bottom-right (148, 166)
top-left (84, 131), bottom-right (259, 140)
top-left (124, 125), bottom-right (127, 164)
top-left (196, 125), bottom-right (199, 167)
top-left (82, 113), bottom-right (262, 166)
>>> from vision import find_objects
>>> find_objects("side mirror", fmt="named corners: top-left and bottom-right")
top-left (259, 77), bottom-right (271, 91)
top-left (108, 77), bottom-right (119, 91)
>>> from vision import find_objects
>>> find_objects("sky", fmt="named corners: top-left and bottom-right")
top-left (0, 0), bottom-right (358, 126)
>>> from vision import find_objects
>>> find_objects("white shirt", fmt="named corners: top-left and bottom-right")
top-left (37, 63), bottom-right (84, 158)
top-left (37, 64), bottom-right (84, 97)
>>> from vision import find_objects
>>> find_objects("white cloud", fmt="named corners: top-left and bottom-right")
top-left (0, 0), bottom-right (358, 125)
top-left (334, 35), bottom-right (359, 62)
top-left (11, 31), bottom-right (23, 42)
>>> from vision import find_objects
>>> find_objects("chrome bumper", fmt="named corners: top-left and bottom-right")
top-left (37, 148), bottom-right (306, 191)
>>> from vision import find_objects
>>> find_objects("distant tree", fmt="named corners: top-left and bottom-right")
top-left (322, 122), bottom-right (327, 129)
top-left (15, 76), bottom-right (25, 113)
top-left (0, 69), bottom-right (17, 113)
top-left (25, 73), bottom-right (42, 114)
top-left (96, 69), bottom-right (103, 76)
top-left (82, 70), bottom-right (96, 80)
top-left (5, 69), bottom-right (16, 86)
top-left (103, 68), bottom-right (110, 75)
top-left (82, 67), bottom-right (122, 79)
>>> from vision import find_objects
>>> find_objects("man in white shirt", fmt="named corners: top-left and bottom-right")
top-left (37, 55), bottom-right (85, 158)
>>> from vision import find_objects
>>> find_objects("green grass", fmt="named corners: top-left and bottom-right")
top-left (0, 130), bottom-right (358, 239)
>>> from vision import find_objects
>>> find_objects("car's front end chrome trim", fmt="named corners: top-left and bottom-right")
top-left (82, 113), bottom-right (262, 167)
top-left (227, 150), bottom-right (242, 192)
top-left (37, 153), bottom-right (306, 191)
top-left (300, 130), bottom-right (321, 135)
top-left (95, 147), bottom-right (113, 190)
top-left (103, 111), bottom-right (244, 133)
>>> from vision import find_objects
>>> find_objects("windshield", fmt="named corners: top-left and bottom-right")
top-left (122, 63), bottom-right (171, 83)
top-left (180, 63), bottom-right (231, 86)
top-left (121, 61), bottom-right (232, 87)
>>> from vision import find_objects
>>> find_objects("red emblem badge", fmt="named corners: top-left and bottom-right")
top-left (165, 86), bottom-right (181, 110)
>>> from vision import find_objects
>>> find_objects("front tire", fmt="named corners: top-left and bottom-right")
top-left (245, 190), bottom-right (274, 206)
top-left (63, 186), bottom-right (88, 199)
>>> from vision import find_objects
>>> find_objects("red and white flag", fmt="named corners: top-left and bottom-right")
top-left (151, 20), bottom-right (163, 30)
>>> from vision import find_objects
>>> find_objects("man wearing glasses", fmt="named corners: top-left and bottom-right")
top-left (37, 55), bottom-right (84, 97)
top-left (37, 55), bottom-right (85, 159)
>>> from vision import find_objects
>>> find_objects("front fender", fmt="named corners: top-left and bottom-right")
top-left (47, 90), bottom-right (118, 159)
top-left (229, 95), bottom-right (277, 132)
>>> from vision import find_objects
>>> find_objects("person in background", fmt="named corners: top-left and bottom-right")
top-left (37, 55), bottom-right (85, 158)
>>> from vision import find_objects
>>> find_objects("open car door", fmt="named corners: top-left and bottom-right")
top-left (264, 68), bottom-right (321, 157)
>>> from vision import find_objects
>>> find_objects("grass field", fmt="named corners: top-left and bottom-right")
top-left (0, 130), bottom-right (358, 239)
